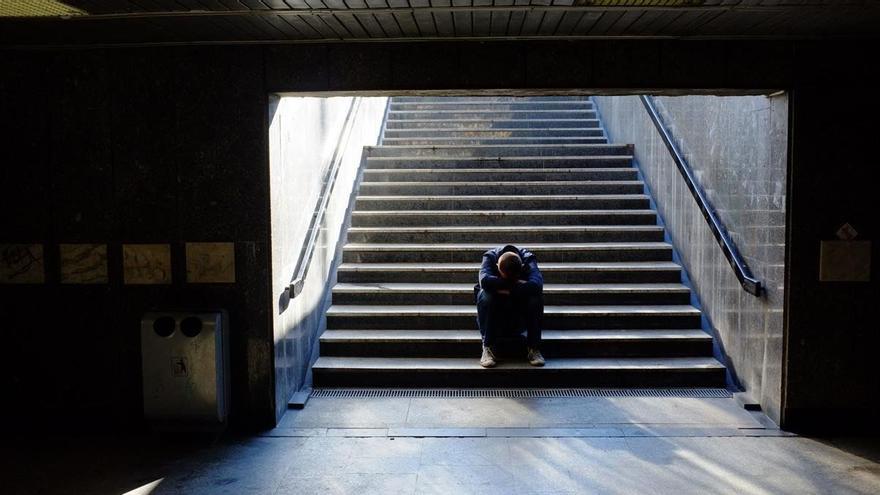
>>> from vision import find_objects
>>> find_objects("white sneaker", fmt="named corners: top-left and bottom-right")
top-left (527, 347), bottom-right (545, 367)
top-left (480, 346), bottom-right (497, 368)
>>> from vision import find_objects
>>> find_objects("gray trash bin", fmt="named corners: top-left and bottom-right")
top-left (141, 311), bottom-right (230, 431)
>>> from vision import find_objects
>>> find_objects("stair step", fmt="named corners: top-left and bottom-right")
top-left (326, 304), bottom-right (702, 330)
top-left (331, 282), bottom-right (691, 305)
top-left (365, 156), bottom-right (633, 169)
top-left (390, 97), bottom-right (590, 103)
top-left (363, 168), bottom-right (636, 182)
top-left (388, 110), bottom-right (598, 120)
top-left (358, 181), bottom-right (644, 196)
top-left (312, 356), bottom-right (726, 388)
top-left (350, 209), bottom-right (656, 227)
top-left (320, 329), bottom-right (712, 358)
top-left (368, 144), bottom-right (631, 157)
top-left (383, 128), bottom-right (606, 138)
top-left (382, 137), bottom-right (608, 145)
top-left (345, 225), bottom-right (664, 243)
top-left (385, 119), bottom-right (602, 130)
top-left (312, 96), bottom-right (726, 389)
top-left (342, 241), bottom-right (672, 262)
top-left (337, 261), bottom-right (683, 284)
top-left (390, 102), bottom-right (594, 111)
top-left (355, 194), bottom-right (651, 210)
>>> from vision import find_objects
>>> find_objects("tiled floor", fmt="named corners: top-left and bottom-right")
top-left (5, 397), bottom-right (879, 494)
top-left (276, 396), bottom-right (767, 431)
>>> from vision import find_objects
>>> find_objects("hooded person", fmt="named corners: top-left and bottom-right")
top-left (473, 244), bottom-right (545, 368)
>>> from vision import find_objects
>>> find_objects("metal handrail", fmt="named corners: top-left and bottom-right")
top-left (286, 97), bottom-right (362, 299)
top-left (639, 95), bottom-right (763, 297)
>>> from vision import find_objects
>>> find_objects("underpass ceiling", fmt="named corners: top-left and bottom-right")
top-left (1, 1), bottom-right (879, 46)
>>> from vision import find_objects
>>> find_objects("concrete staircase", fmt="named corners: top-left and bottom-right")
top-left (312, 96), bottom-right (726, 388)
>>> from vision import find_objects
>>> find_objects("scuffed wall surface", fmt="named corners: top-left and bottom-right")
top-left (268, 97), bottom-right (387, 422)
top-left (595, 95), bottom-right (788, 424)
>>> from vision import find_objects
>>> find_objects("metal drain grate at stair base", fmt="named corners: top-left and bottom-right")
top-left (311, 388), bottom-right (732, 399)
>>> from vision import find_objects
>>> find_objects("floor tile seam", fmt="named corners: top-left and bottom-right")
top-left (269, 422), bottom-right (765, 430)
top-left (262, 428), bottom-right (796, 439)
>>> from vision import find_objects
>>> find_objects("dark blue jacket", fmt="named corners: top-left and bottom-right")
top-left (477, 244), bottom-right (544, 296)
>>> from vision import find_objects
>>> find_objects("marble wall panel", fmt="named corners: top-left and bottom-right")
top-left (123, 243), bottom-right (172, 285)
top-left (269, 96), bottom-right (388, 423)
top-left (595, 94), bottom-right (788, 424)
top-left (59, 243), bottom-right (108, 284)
top-left (110, 52), bottom-right (180, 242)
top-left (1, 53), bottom-right (50, 242)
top-left (174, 47), bottom-right (268, 242)
top-left (49, 52), bottom-right (115, 241)
top-left (186, 242), bottom-right (236, 283)
top-left (0, 244), bottom-right (45, 284)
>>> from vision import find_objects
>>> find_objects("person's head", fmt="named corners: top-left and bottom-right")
top-left (497, 251), bottom-right (523, 280)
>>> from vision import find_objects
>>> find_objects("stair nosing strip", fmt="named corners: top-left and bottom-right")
top-left (357, 194), bottom-right (650, 199)
top-left (347, 225), bottom-right (664, 232)
top-left (350, 210), bottom-right (657, 216)
top-left (359, 180), bottom-right (644, 185)
top-left (338, 262), bottom-right (682, 269)
top-left (312, 356), bottom-right (726, 371)
top-left (364, 168), bottom-right (635, 173)
top-left (366, 155), bottom-right (633, 160)
top-left (331, 283), bottom-right (688, 291)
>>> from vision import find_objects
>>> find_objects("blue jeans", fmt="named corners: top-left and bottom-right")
top-left (475, 287), bottom-right (543, 349)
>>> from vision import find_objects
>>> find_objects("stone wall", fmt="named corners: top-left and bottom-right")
top-left (268, 96), bottom-right (387, 422)
top-left (594, 95), bottom-right (788, 423)
top-left (1, 40), bottom-right (876, 431)
top-left (0, 47), bottom-right (274, 429)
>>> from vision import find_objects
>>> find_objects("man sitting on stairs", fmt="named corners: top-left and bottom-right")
top-left (475, 244), bottom-right (545, 368)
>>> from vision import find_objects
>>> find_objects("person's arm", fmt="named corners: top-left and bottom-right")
top-left (525, 260), bottom-right (544, 291)
top-left (514, 251), bottom-right (544, 296)
top-left (479, 253), bottom-right (510, 292)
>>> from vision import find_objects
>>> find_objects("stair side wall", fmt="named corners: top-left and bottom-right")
top-left (268, 96), bottom-right (389, 423)
top-left (594, 95), bottom-right (788, 425)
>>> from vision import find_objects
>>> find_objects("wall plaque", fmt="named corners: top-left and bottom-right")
top-left (0, 244), bottom-right (44, 284)
top-left (60, 244), bottom-right (108, 284)
top-left (819, 240), bottom-right (871, 282)
top-left (186, 242), bottom-right (236, 283)
top-left (123, 244), bottom-right (172, 284)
